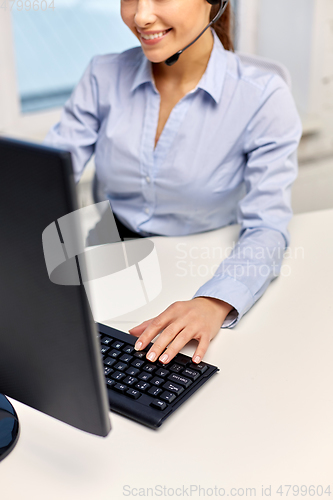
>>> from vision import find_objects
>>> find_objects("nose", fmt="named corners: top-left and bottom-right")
top-left (134, 0), bottom-right (157, 28)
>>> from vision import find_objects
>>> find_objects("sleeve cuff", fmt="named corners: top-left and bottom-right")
top-left (192, 274), bottom-right (254, 328)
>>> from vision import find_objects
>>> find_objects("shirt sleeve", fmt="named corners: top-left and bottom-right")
top-left (192, 74), bottom-right (303, 327)
top-left (42, 57), bottom-right (100, 183)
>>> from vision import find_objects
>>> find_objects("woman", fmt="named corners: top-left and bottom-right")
top-left (43, 0), bottom-right (302, 366)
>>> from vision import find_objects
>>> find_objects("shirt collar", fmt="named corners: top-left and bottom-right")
top-left (196, 29), bottom-right (227, 104)
top-left (130, 50), bottom-right (154, 93)
top-left (131, 28), bottom-right (227, 104)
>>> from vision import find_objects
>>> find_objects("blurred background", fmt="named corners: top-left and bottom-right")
top-left (0, 0), bottom-right (332, 214)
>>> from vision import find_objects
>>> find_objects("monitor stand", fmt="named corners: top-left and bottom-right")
top-left (0, 394), bottom-right (20, 461)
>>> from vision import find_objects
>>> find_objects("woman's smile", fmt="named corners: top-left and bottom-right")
top-left (137, 28), bottom-right (172, 46)
top-left (121, 0), bottom-right (212, 64)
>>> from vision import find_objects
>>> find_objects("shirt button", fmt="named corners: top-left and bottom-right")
top-left (146, 176), bottom-right (151, 184)
top-left (144, 208), bottom-right (149, 214)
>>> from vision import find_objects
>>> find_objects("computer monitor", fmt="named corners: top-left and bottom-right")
top-left (0, 136), bottom-right (111, 444)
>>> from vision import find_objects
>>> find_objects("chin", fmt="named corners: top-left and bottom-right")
top-left (141, 50), bottom-right (167, 64)
top-left (145, 55), bottom-right (166, 64)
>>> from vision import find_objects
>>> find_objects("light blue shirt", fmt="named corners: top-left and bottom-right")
top-left (43, 29), bottom-right (302, 327)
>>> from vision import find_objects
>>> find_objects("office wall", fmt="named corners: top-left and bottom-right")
top-left (237, 0), bottom-right (333, 213)
top-left (235, 0), bottom-right (260, 55)
top-left (296, 0), bottom-right (333, 163)
top-left (238, 0), bottom-right (333, 163)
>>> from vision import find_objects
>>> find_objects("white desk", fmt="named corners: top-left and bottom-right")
top-left (2, 209), bottom-right (333, 500)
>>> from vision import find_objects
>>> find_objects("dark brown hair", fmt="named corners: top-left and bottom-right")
top-left (209, 2), bottom-right (234, 51)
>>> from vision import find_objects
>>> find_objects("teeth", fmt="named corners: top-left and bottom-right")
top-left (141, 30), bottom-right (169, 40)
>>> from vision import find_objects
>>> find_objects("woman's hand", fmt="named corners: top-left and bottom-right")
top-left (128, 297), bottom-right (234, 365)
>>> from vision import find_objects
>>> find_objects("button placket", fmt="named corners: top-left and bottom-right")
top-left (153, 94), bottom-right (194, 172)
top-left (140, 85), bottom-right (160, 218)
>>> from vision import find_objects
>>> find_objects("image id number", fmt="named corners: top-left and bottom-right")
top-left (0, 0), bottom-right (55, 11)
top-left (276, 485), bottom-right (332, 496)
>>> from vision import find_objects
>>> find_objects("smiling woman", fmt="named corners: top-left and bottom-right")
top-left (43, 0), bottom-right (302, 366)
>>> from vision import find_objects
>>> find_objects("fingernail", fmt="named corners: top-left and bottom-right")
top-left (160, 353), bottom-right (168, 363)
top-left (193, 355), bottom-right (201, 364)
top-left (147, 352), bottom-right (156, 362)
top-left (135, 341), bottom-right (142, 350)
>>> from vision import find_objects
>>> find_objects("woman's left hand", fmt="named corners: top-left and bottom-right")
top-left (128, 297), bottom-right (234, 365)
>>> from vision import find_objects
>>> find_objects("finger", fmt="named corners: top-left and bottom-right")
top-left (129, 319), bottom-right (152, 331)
top-left (128, 320), bottom-right (152, 338)
top-left (157, 327), bottom-right (196, 365)
top-left (134, 309), bottom-right (176, 351)
top-left (191, 335), bottom-right (210, 364)
top-left (145, 320), bottom-right (186, 363)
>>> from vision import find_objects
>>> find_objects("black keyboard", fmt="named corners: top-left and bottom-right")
top-left (97, 323), bottom-right (219, 428)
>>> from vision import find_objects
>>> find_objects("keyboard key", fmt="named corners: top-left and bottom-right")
top-left (114, 361), bottom-right (128, 371)
top-left (101, 337), bottom-right (113, 346)
top-left (150, 376), bottom-right (164, 386)
top-left (126, 389), bottom-right (141, 400)
top-left (104, 357), bottom-right (116, 367)
top-left (131, 359), bottom-right (145, 369)
top-left (122, 345), bottom-right (135, 354)
top-left (100, 346), bottom-right (110, 355)
top-left (104, 366), bottom-right (114, 376)
top-left (133, 351), bottom-right (147, 359)
top-left (142, 363), bottom-right (156, 373)
top-left (155, 367), bottom-right (170, 378)
top-left (109, 349), bottom-right (121, 359)
top-left (126, 367), bottom-right (140, 376)
top-left (182, 368), bottom-right (199, 380)
top-left (113, 383), bottom-right (127, 394)
top-left (111, 341), bottom-right (124, 349)
top-left (156, 361), bottom-right (167, 368)
top-left (150, 400), bottom-right (167, 411)
top-left (188, 362), bottom-right (207, 374)
top-left (135, 381), bottom-right (151, 392)
top-left (106, 378), bottom-right (115, 388)
top-left (123, 376), bottom-right (138, 386)
top-left (162, 381), bottom-right (184, 395)
top-left (138, 372), bottom-right (152, 381)
top-left (111, 371), bottom-right (125, 381)
top-left (160, 391), bottom-right (176, 403)
top-left (168, 373), bottom-right (192, 388)
top-left (120, 353), bottom-right (133, 363)
top-left (169, 363), bottom-right (183, 373)
top-left (148, 386), bottom-right (162, 397)
top-left (173, 354), bottom-right (190, 366)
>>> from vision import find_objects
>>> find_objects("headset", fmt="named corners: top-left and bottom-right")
top-left (165, 0), bottom-right (229, 66)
